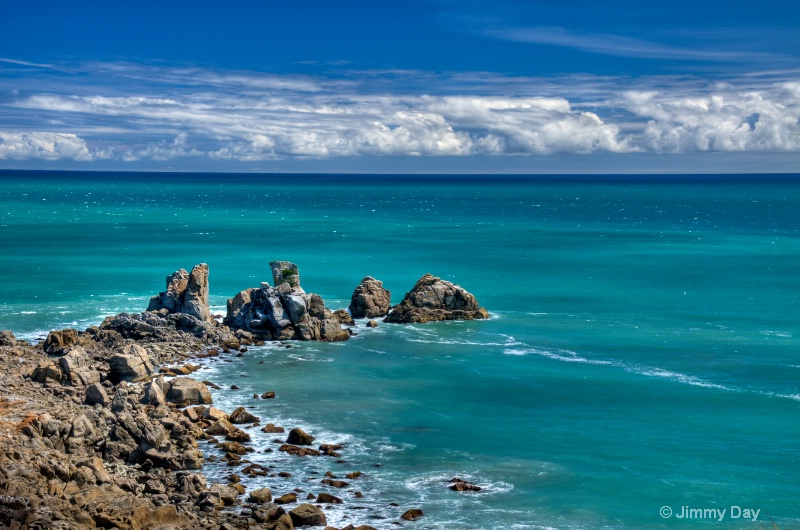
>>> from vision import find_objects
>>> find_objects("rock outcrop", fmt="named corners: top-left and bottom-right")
top-left (225, 261), bottom-right (349, 342)
top-left (384, 273), bottom-right (489, 324)
top-left (348, 276), bottom-right (391, 318)
top-left (147, 263), bottom-right (213, 323)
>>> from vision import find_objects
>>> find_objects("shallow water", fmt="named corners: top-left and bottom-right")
top-left (1, 171), bottom-right (798, 528)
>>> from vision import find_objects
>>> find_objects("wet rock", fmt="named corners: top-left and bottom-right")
top-left (384, 273), bottom-right (489, 323)
top-left (262, 423), bottom-right (285, 433)
top-left (348, 276), bottom-right (391, 318)
top-left (229, 406), bottom-right (260, 424)
top-left (366, 320), bottom-right (378, 328)
top-left (280, 444), bottom-right (320, 457)
top-left (401, 508), bottom-right (424, 520)
top-left (289, 503), bottom-right (327, 527)
top-left (249, 487), bottom-right (273, 504)
top-left (316, 492), bottom-right (343, 504)
top-left (274, 492), bottom-right (298, 504)
top-left (448, 477), bottom-right (482, 491)
top-left (321, 478), bottom-right (349, 488)
top-left (261, 391), bottom-right (276, 399)
top-left (286, 427), bottom-right (315, 445)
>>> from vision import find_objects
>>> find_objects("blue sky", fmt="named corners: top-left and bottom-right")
top-left (1, 0), bottom-right (799, 173)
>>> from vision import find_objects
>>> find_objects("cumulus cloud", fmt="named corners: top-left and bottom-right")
top-left (0, 132), bottom-right (92, 161)
top-left (1, 61), bottom-right (799, 163)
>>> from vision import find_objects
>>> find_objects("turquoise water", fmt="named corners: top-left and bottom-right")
top-left (1, 171), bottom-right (798, 528)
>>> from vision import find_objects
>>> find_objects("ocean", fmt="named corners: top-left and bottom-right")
top-left (0, 170), bottom-right (798, 529)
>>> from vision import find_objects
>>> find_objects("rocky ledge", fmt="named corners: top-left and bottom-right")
top-left (384, 273), bottom-right (489, 324)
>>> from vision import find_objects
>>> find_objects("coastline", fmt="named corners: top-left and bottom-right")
top-left (0, 318), bottom-right (425, 529)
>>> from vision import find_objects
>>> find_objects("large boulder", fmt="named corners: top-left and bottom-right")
top-left (43, 328), bottom-right (78, 353)
top-left (289, 503), bottom-right (327, 527)
top-left (108, 344), bottom-right (154, 382)
top-left (147, 263), bottom-right (213, 323)
top-left (348, 276), bottom-right (391, 318)
top-left (0, 329), bottom-right (17, 347)
top-left (224, 261), bottom-right (349, 343)
top-left (59, 346), bottom-right (101, 387)
top-left (384, 273), bottom-right (489, 324)
top-left (165, 377), bottom-right (213, 406)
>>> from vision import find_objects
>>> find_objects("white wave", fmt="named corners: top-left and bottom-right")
top-left (629, 367), bottom-right (733, 391)
top-left (504, 347), bottom-right (613, 365)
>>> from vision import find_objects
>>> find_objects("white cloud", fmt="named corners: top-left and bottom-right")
top-left (0, 132), bottom-right (92, 161)
top-left (2, 61), bottom-right (800, 163)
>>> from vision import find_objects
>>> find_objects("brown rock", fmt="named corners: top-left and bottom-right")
top-left (249, 487), bottom-right (273, 504)
top-left (401, 508), bottom-right (424, 520)
top-left (43, 328), bottom-right (78, 353)
top-left (206, 417), bottom-right (235, 435)
top-left (165, 377), bottom-right (213, 405)
top-left (384, 273), bottom-right (488, 323)
top-left (316, 492), bottom-right (343, 504)
top-left (289, 503), bottom-right (327, 527)
top-left (286, 427), bottom-right (315, 445)
top-left (348, 276), bottom-right (391, 318)
top-left (332, 308), bottom-right (355, 326)
top-left (261, 391), bottom-right (276, 399)
top-left (229, 406), bottom-right (260, 424)
top-left (274, 492), bottom-right (298, 504)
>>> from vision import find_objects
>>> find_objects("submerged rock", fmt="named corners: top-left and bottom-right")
top-left (147, 263), bottom-right (213, 323)
top-left (384, 273), bottom-right (488, 324)
top-left (225, 261), bottom-right (349, 342)
top-left (348, 276), bottom-right (391, 318)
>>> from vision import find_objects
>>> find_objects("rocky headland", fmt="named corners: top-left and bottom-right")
top-left (0, 262), bottom-right (487, 529)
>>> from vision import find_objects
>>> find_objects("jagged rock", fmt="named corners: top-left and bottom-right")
top-left (224, 261), bottom-right (348, 342)
top-left (332, 309), bottom-right (355, 326)
top-left (229, 406), bottom-right (260, 424)
top-left (209, 483), bottom-right (240, 506)
top-left (109, 344), bottom-right (154, 382)
top-left (349, 276), bottom-right (391, 318)
top-left (59, 346), bottom-right (101, 387)
top-left (147, 263), bottom-right (213, 323)
top-left (249, 487), bottom-right (273, 504)
top-left (289, 503), bottom-right (327, 527)
top-left (270, 260), bottom-right (301, 289)
top-left (85, 382), bottom-right (110, 406)
top-left (205, 418), bottom-right (233, 436)
top-left (141, 377), bottom-right (167, 406)
top-left (384, 273), bottom-right (489, 323)
top-left (30, 360), bottom-right (63, 384)
top-left (0, 329), bottom-right (17, 347)
top-left (43, 328), bottom-right (78, 353)
top-left (448, 477), bottom-right (482, 491)
top-left (165, 377), bottom-right (213, 406)
top-left (286, 427), bottom-right (315, 445)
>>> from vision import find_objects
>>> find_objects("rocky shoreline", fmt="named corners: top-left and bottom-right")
top-left (0, 262), bottom-right (488, 529)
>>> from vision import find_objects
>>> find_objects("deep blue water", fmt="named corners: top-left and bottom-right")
top-left (1, 171), bottom-right (798, 528)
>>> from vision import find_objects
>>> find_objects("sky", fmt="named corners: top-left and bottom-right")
top-left (1, 0), bottom-right (799, 173)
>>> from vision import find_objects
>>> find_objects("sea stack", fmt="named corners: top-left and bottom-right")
top-left (384, 273), bottom-right (489, 323)
top-left (147, 263), bottom-right (213, 323)
top-left (225, 261), bottom-right (349, 342)
top-left (348, 276), bottom-right (391, 318)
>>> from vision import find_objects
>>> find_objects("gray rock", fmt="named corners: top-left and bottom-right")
top-left (109, 344), bottom-right (154, 382)
top-left (270, 260), bottom-right (301, 289)
top-left (85, 382), bottom-right (110, 406)
top-left (165, 377), bottom-right (213, 406)
top-left (59, 346), bottom-right (100, 387)
top-left (142, 377), bottom-right (167, 406)
top-left (147, 263), bottom-right (213, 323)
top-left (349, 276), bottom-right (391, 318)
